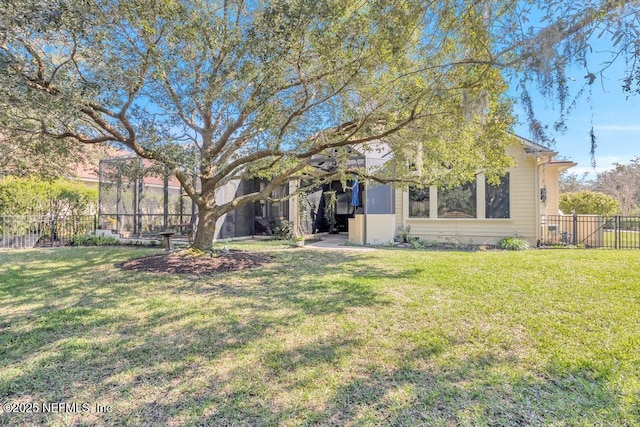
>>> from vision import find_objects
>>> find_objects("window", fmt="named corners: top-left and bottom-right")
top-left (438, 181), bottom-right (476, 218)
top-left (336, 192), bottom-right (351, 215)
top-left (409, 187), bottom-right (430, 217)
top-left (366, 184), bottom-right (395, 214)
top-left (485, 174), bottom-right (510, 218)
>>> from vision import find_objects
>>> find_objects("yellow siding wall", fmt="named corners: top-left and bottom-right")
top-left (395, 145), bottom-right (540, 245)
top-left (395, 184), bottom-right (404, 231)
top-left (541, 165), bottom-right (560, 215)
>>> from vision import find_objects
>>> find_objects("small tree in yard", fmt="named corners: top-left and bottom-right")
top-left (1, 0), bottom-right (638, 249)
top-left (560, 191), bottom-right (619, 216)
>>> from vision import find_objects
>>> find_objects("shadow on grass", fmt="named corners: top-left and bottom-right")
top-left (167, 249), bottom-right (400, 316)
top-left (0, 247), bottom-right (635, 425)
top-left (294, 351), bottom-right (626, 426)
top-left (204, 348), bottom-right (627, 425)
top-left (0, 247), bottom-right (395, 424)
top-left (0, 247), bottom-right (154, 302)
top-left (175, 341), bottom-right (629, 426)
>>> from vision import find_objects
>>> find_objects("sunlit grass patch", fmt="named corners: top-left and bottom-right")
top-left (1, 244), bottom-right (639, 425)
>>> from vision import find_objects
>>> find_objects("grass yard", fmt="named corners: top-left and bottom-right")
top-left (1, 243), bottom-right (639, 426)
top-left (603, 229), bottom-right (640, 249)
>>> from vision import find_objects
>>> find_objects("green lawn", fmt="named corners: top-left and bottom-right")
top-left (603, 229), bottom-right (640, 249)
top-left (1, 244), bottom-right (639, 426)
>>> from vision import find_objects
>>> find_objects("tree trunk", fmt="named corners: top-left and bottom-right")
top-left (191, 205), bottom-right (219, 250)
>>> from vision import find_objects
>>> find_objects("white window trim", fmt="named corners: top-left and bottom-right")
top-left (403, 174), bottom-right (512, 221)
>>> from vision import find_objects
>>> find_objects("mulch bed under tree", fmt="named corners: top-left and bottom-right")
top-left (119, 250), bottom-right (273, 275)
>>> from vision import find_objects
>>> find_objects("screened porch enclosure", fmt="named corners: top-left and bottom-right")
top-left (98, 157), bottom-right (196, 237)
top-left (98, 157), bottom-right (291, 239)
top-left (295, 178), bottom-right (395, 240)
top-left (299, 180), bottom-right (362, 235)
top-left (301, 147), bottom-right (395, 238)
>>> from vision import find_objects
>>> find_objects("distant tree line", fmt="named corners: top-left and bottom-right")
top-left (559, 157), bottom-right (640, 215)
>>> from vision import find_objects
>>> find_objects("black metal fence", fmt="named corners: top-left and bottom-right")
top-left (540, 214), bottom-right (640, 249)
top-left (96, 213), bottom-right (195, 238)
top-left (0, 213), bottom-right (199, 249)
top-left (0, 215), bottom-right (97, 249)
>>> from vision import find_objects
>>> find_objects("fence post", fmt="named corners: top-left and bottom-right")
top-left (619, 215), bottom-right (624, 249)
top-left (94, 214), bottom-right (98, 236)
top-left (572, 213), bottom-right (578, 245)
top-left (615, 215), bottom-right (619, 249)
top-left (50, 217), bottom-right (55, 248)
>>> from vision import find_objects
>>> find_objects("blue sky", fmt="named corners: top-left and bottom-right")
top-left (510, 33), bottom-right (639, 179)
top-left (512, 74), bottom-right (639, 178)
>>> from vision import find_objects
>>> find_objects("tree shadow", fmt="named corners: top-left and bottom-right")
top-left (301, 349), bottom-right (630, 426)
top-left (2, 247), bottom-right (631, 425)
top-left (0, 247), bottom-right (396, 425)
top-left (169, 249), bottom-right (404, 316)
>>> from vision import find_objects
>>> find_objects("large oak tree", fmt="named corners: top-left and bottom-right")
top-left (1, 0), bottom-right (637, 248)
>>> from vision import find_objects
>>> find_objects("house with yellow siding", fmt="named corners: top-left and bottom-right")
top-left (71, 137), bottom-right (574, 245)
top-left (343, 137), bottom-right (575, 246)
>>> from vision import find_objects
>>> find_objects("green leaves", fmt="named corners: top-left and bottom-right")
top-left (559, 191), bottom-right (619, 216)
top-left (0, 176), bottom-right (98, 216)
top-left (2, 0), bottom-right (636, 247)
top-left (1, 0), bottom-right (518, 189)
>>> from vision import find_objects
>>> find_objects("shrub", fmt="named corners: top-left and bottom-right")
top-left (559, 191), bottom-right (619, 216)
top-left (497, 236), bottom-right (530, 251)
top-left (69, 235), bottom-right (120, 246)
top-left (272, 219), bottom-right (294, 240)
top-left (396, 225), bottom-right (416, 243)
top-left (410, 238), bottom-right (439, 249)
top-left (443, 235), bottom-right (475, 250)
top-left (0, 176), bottom-right (98, 216)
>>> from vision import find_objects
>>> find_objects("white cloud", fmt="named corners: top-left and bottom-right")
top-left (594, 125), bottom-right (640, 132)
top-left (569, 166), bottom-right (604, 178)
top-left (568, 155), bottom-right (636, 178)
top-left (594, 155), bottom-right (632, 165)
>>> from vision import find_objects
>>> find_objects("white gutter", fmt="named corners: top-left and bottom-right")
top-left (363, 155), bottom-right (368, 244)
top-left (534, 156), bottom-right (542, 245)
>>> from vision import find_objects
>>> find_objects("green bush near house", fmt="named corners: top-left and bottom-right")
top-left (411, 238), bottom-right (440, 249)
top-left (559, 191), bottom-right (619, 216)
top-left (396, 225), bottom-right (417, 243)
top-left (68, 235), bottom-right (121, 246)
top-left (272, 219), bottom-right (294, 240)
top-left (497, 236), bottom-right (530, 250)
top-left (0, 176), bottom-right (98, 216)
top-left (68, 235), bottom-right (161, 247)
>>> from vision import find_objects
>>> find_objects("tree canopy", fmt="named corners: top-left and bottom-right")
top-left (559, 190), bottom-right (619, 216)
top-left (1, 0), bottom-right (638, 248)
top-left (559, 171), bottom-right (594, 194)
top-left (559, 158), bottom-right (640, 216)
top-left (595, 157), bottom-right (640, 215)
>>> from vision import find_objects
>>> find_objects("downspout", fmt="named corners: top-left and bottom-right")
top-left (363, 155), bottom-right (368, 244)
top-left (535, 156), bottom-right (542, 246)
top-left (98, 160), bottom-right (103, 230)
top-left (402, 189), bottom-right (407, 230)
